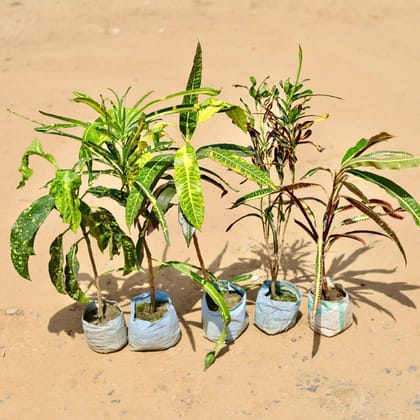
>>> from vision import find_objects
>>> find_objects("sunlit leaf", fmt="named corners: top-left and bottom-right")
top-left (10, 195), bottom-right (55, 280)
top-left (49, 169), bottom-right (82, 232)
top-left (348, 169), bottom-right (420, 226)
top-left (174, 144), bottom-right (204, 230)
top-left (17, 140), bottom-right (57, 188)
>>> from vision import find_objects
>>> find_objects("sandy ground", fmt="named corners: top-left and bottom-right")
top-left (1, 1), bottom-right (420, 419)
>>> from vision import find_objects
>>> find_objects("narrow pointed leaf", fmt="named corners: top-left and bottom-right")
top-left (343, 195), bottom-right (407, 263)
top-left (134, 178), bottom-right (170, 244)
top-left (311, 235), bottom-right (324, 317)
top-left (348, 169), bottom-right (420, 226)
top-left (202, 146), bottom-right (276, 188)
top-left (180, 42), bottom-right (202, 140)
top-left (226, 213), bottom-right (262, 232)
top-left (341, 132), bottom-right (393, 165)
top-left (10, 195), bottom-right (55, 280)
top-left (344, 151), bottom-right (420, 170)
top-left (231, 188), bottom-right (274, 208)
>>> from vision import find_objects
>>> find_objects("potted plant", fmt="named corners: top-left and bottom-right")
top-left (229, 47), bottom-right (333, 334)
top-left (161, 42), bottom-right (275, 368)
top-left (11, 72), bottom-right (226, 351)
top-left (292, 132), bottom-right (420, 336)
top-left (10, 140), bottom-right (137, 353)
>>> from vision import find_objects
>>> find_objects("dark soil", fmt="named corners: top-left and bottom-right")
top-left (323, 284), bottom-right (346, 301)
top-left (84, 301), bottom-right (121, 325)
top-left (135, 302), bottom-right (168, 322)
top-left (206, 290), bottom-right (243, 311)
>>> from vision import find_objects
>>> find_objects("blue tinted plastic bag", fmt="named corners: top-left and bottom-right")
top-left (202, 282), bottom-right (249, 343)
top-left (128, 291), bottom-right (181, 351)
top-left (254, 280), bottom-right (301, 335)
top-left (82, 300), bottom-right (127, 353)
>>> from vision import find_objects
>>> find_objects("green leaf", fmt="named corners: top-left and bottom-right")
top-left (178, 207), bottom-right (196, 246)
top-left (133, 178), bottom-right (170, 244)
top-left (162, 260), bottom-right (231, 324)
top-left (301, 166), bottom-right (331, 179)
top-left (204, 351), bottom-right (216, 370)
top-left (73, 92), bottom-right (106, 116)
top-left (17, 140), bottom-right (57, 188)
top-left (340, 132), bottom-right (393, 165)
top-left (231, 188), bottom-right (274, 208)
top-left (87, 186), bottom-right (128, 206)
top-left (226, 106), bottom-right (248, 133)
top-left (344, 151), bottom-right (420, 170)
top-left (180, 42), bottom-right (202, 140)
top-left (84, 206), bottom-right (137, 272)
top-left (311, 235), bottom-right (324, 317)
top-left (48, 233), bottom-right (66, 294)
top-left (10, 195), bottom-right (55, 280)
top-left (125, 154), bottom-right (174, 229)
top-left (348, 169), bottom-right (420, 226)
top-left (201, 146), bottom-right (276, 188)
top-left (64, 243), bottom-right (90, 302)
top-left (49, 169), bottom-right (82, 232)
top-left (174, 144), bottom-right (204, 230)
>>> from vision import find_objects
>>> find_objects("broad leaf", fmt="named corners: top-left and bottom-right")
top-left (64, 243), bottom-right (89, 302)
top-left (226, 106), bottom-right (248, 133)
top-left (348, 169), bottom-right (420, 226)
top-left (17, 139), bottom-right (57, 188)
top-left (174, 144), bottom-right (204, 230)
top-left (85, 207), bottom-right (137, 272)
top-left (49, 169), bottom-right (82, 232)
top-left (48, 233), bottom-right (66, 294)
top-left (10, 195), bottom-right (55, 280)
top-left (87, 186), bottom-right (127, 206)
top-left (125, 154), bottom-right (174, 228)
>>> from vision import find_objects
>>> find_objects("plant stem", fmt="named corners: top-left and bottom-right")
top-left (192, 231), bottom-right (210, 283)
top-left (143, 237), bottom-right (156, 313)
top-left (81, 225), bottom-right (103, 320)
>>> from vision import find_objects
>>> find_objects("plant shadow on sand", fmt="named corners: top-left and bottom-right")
top-left (311, 242), bottom-right (420, 357)
top-left (48, 239), bottom-right (419, 360)
top-left (47, 241), bottom-right (263, 356)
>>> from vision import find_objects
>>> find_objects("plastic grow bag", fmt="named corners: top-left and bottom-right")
top-left (82, 300), bottom-right (127, 354)
top-left (128, 290), bottom-right (181, 351)
top-left (202, 281), bottom-right (249, 343)
top-left (254, 280), bottom-right (302, 335)
top-left (307, 284), bottom-right (353, 337)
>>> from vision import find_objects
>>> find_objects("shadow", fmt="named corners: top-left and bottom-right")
top-left (48, 240), bottom-right (263, 354)
top-left (326, 244), bottom-right (419, 318)
top-left (310, 244), bottom-right (420, 357)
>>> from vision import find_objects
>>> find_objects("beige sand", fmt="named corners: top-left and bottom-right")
top-left (1, 1), bottom-right (420, 418)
